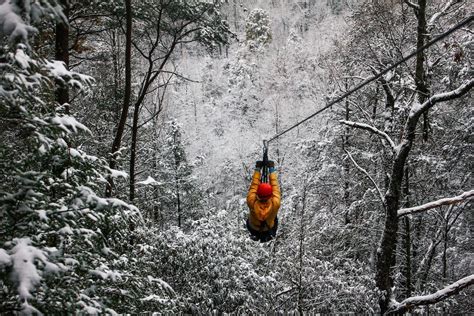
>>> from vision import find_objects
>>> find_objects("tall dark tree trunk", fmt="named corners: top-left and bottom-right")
top-left (111, 30), bottom-right (122, 120)
top-left (55, 0), bottom-right (69, 111)
top-left (176, 175), bottom-right (181, 227)
top-left (418, 234), bottom-right (441, 291)
top-left (442, 218), bottom-right (448, 281)
top-left (402, 166), bottom-right (412, 298)
top-left (173, 132), bottom-right (182, 227)
top-left (377, 151), bottom-right (410, 313)
top-left (127, 39), bottom-right (177, 200)
top-left (376, 109), bottom-right (416, 313)
top-left (297, 183), bottom-right (307, 315)
top-left (376, 3), bottom-right (429, 311)
top-left (376, 196), bottom-right (400, 313)
top-left (403, 217), bottom-right (412, 296)
top-left (414, 0), bottom-right (430, 141)
top-left (343, 79), bottom-right (351, 212)
top-left (129, 102), bottom-right (140, 201)
top-left (107, 0), bottom-right (132, 197)
top-left (379, 74), bottom-right (395, 191)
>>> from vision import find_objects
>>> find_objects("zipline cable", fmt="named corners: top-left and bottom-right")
top-left (266, 14), bottom-right (474, 145)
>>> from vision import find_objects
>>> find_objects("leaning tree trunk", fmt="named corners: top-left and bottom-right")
top-left (377, 110), bottom-right (416, 312)
top-left (107, 0), bottom-right (132, 197)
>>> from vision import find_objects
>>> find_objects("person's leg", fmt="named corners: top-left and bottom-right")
top-left (259, 233), bottom-right (271, 242)
top-left (268, 216), bottom-right (278, 239)
top-left (246, 218), bottom-right (260, 241)
top-left (247, 218), bottom-right (279, 242)
top-left (259, 217), bottom-right (278, 242)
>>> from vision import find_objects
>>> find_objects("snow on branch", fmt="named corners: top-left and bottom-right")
top-left (409, 79), bottom-right (474, 119)
top-left (404, 0), bottom-right (419, 11)
top-left (340, 120), bottom-right (396, 152)
top-left (429, 0), bottom-right (460, 27)
top-left (344, 149), bottom-right (386, 210)
top-left (386, 274), bottom-right (474, 314)
top-left (398, 190), bottom-right (474, 217)
top-left (0, 0), bottom-right (65, 42)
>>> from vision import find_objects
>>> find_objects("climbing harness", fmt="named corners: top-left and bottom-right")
top-left (254, 140), bottom-right (271, 230)
top-left (265, 14), bottom-right (473, 145)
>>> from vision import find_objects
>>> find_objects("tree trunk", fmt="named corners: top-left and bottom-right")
top-left (297, 183), bottom-right (307, 315)
top-left (112, 30), bottom-right (121, 120)
top-left (129, 102), bottom-right (140, 201)
top-left (442, 220), bottom-right (448, 281)
top-left (343, 79), bottom-right (351, 214)
top-left (176, 174), bottom-right (182, 228)
top-left (414, 0), bottom-right (430, 141)
top-left (55, 0), bottom-right (69, 110)
top-left (376, 195), bottom-right (399, 313)
top-left (173, 133), bottom-right (182, 228)
top-left (376, 138), bottom-right (413, 313)
top-left (380, 76), bottom-right (394, 134)
top-left (418, 233), bottom-right (442, 291)
top-left (402, 166), bottom-right (412, 298)
top-left (107, 0), bottom-right (132, 197)
top-left (125, 37), bottom-right (178, 199)
top-left (403, 217), bottom-right (412, 297)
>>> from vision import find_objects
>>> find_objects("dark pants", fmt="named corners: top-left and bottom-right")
top-left (246, 217), bottom-right (278, 243)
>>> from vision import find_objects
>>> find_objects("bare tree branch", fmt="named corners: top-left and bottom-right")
top-left (347, 99), bottom-right (373, 123)
top-left (414, 225), bottom-right (443, 287)
top-left (344, 149), bottom-right (386, 210)
top-left (340, 120), bottom-right (397, 151)
top-left (428, 0), bottom-right (461, 27)
top-left (398, 190), bottom-right (473, 217)
top-left (409, 78), bottom-right (474, 119)
top-left (160, 70), bottom-right (200, 83)
top-left (137, 77), bottom-right (172, 129)
top-left (386, 275), bottom-right (474, 314)
top-left (404, 0), bottom-right (419, 11)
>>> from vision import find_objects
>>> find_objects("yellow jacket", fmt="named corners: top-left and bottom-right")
top-left (247, 170), bottom-right (281, 231)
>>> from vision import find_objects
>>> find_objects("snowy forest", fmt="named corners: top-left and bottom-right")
top-left (0, 0), bottom-right (473, 314)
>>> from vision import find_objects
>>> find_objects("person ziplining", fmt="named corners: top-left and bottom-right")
top-left (243, 14), bottom-right (472, 242)
top-left (246, 144), bottom-right (281, 242)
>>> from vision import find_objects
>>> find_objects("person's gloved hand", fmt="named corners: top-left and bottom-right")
top-left (255, 161), bottom-right (263, 170)
top-left (267, 161), bottom-right (276, 173)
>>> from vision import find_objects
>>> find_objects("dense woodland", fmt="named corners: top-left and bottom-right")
top-left (0, 0), bottom-right (473, 314)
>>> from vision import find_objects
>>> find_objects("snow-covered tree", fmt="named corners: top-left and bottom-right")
top-left (331, 1), bottom-right (473, 312)
top-left (0, 1), bottom-right (159, 313)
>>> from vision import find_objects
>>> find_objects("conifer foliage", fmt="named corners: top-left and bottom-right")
top-left (0, 1), bottom-right (140, 313)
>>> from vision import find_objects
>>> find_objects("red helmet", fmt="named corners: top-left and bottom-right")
top-left (257, 183), bottom-right (272, 200)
